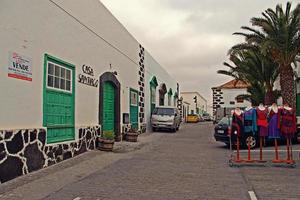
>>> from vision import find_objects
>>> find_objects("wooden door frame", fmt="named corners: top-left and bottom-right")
top-left (99, 72), bottom-right (121, 138)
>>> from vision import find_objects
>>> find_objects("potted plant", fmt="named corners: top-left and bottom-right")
top-left (98, 131), bottom-right (115, 151)
top-left (124, 127), bottom-right (139, 142)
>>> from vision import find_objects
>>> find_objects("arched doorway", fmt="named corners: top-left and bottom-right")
top-left (168, 88), bottom-right (173, 106)
top-left (159, 83), bottom-right (167, 106)
top-left (99, 72), bottom-right (121, 140)
top-left (173, 92), bottom-right (178, 107)
top-left (150, 76), bottom-right (158, 113)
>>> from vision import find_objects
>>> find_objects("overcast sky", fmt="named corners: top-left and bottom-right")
top-left (100, 0), bottom-right (296, 105)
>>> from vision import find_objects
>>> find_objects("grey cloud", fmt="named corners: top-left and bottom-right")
top-left (101, 0), bottom-right (298, 104)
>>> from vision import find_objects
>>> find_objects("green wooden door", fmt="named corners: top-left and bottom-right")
top-left (103, 82), bottom-right (115, 133)
top-left (45, 91), bottom-right (74, 143)
top-left (43, 54), bottom-right (75, 144)
top-left (130, 89), bottom-right (138, 130)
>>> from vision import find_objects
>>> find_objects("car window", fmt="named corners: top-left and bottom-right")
top-left (218, 117), bottom-right (231, 125)
top-left (152, 108), bottom-right (175, 115)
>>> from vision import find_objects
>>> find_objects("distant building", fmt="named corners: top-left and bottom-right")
top-left (212, 80), bottom-right (251, 116)
top-left (181, 92), bottom-right (207, 115)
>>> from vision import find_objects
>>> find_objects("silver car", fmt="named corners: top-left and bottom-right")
top-left (151, 106), bottom-right (181, 132)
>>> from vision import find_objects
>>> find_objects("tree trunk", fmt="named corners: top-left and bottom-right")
top-left (279, 65), bottom-right (296, 108)
top-left (264, 90), bottom-right (275, 106)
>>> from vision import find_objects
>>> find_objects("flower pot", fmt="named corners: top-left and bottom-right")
top-left (98, 138), bottom-right (115, 151)
top-left (124, 132), bottom-right (138, 142)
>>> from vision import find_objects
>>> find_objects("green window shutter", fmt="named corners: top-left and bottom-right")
top-left (43, 54), bottom-right (75, 143)
top-left (130, 88), bottom-right (139, 130)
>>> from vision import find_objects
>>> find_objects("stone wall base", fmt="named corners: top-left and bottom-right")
top-left (0, 126), bottom-right (100, 183)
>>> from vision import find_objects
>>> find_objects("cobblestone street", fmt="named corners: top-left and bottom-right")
top-left (1, 123), bottom-right (300, 200)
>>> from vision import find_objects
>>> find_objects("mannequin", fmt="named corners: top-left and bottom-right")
top-left (231, 107), bottom-right (243, 136)
top-left (243, 105), bottom-right (257, 162)
top-left (244, 105), bottom-right (257, 133)
top-left (231, 107), bottom-right (243, 162)
top-left (268, 103), bottom-right (281, 162)
top-left (256, 103), bottom-right (268, 161)
top-left (278, 103), bottom-right (296, 164)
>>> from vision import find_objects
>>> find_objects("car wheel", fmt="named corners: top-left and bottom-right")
top-left (244, 135), bottom-right (257, 149)
top-left (152, 127), bottom-right (157, 132)
top-left (171, 127), bottom-right (176, 133)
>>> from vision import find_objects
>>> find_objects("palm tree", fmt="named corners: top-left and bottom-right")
top-left (236, 81), bottom-right (265, 106)
top-left (232, 2), bottom-right (300, 108)
top-left (218, 48), bottom-right (279, 105)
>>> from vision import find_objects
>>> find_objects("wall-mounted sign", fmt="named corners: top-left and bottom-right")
top-left (78, 64), bottom-right (98, 87)
top-left (8, 52), bottom-right (32, 81)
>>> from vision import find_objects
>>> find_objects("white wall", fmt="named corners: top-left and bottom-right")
top-left (222, 88), bottom-right (251, 108)
top-left (0, 0), bottom-right (178, 131)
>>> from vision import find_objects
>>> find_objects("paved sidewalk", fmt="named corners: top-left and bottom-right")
top-left (0, 131), bottom-right (163, 200)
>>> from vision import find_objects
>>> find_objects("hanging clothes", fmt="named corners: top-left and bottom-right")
top-left (278, 107), bottom-right (296, 138)
top-left (268, 109), bottom-right (281, 139)
top-left (243, 108), bottom-right (257, 135)
top-left (231, 112), bottom-right (243, 137)
top-left (256, 108), bottom-right (268, 137)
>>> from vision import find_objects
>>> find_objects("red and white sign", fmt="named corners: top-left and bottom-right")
top-left (8, 52), bottom-right (32, 81)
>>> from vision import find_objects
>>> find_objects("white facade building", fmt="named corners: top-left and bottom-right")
top-left (212, 80), bottom-right (251, 116)
top-left (0, 0), bottom-right (179, 183)
top-left (181, 92), bottom-right (207, 115)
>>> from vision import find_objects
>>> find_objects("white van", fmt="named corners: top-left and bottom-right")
top-left (151, 106), bottom-right (181, 132)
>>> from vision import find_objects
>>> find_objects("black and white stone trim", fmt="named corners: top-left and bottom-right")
top-left (212, 88), bottom-right (224, 116)
top-left (0, 126), bottom-right (100, 184)
top-left (138, 44), bottom-right (146, 131)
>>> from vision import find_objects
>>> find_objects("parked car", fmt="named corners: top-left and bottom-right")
top-left (202, 113), bottom-right (212, 121)
top-left (151, 106), bottom-right (181, 132)
top-left (186, 114), bottom-right (199, 123)
top-left (214, 116), bottom-right (300, 149)
top-left (214, 116), bottom-right (232, 147)
top-left (198, 114), bottom-right (205, 122)
top-left (214, 116), bottom-right (258, 149)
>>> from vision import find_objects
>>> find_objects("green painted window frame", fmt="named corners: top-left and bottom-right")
top-left (43, 54), bottom-right (76, 143)
top-left (130, 88), bottom-right (138, 106)
top-left (46, 61), bottom-right (73, 93)
top-left (129, 88), bottom-right (139, 129)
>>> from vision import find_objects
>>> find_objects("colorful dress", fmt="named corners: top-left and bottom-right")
top-left (268, 109), bottom-right (281, 139)
top-left (243, 108), bottom-right (257, 135)
top-left (256, 108), bottom-right (268, 137)
top-left (231, 112), bottom-right (243, 138)
top-left (278, 108), bottom-right (296, 138)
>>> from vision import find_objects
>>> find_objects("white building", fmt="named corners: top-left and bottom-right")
top-left (181, 92), bottom-right (207, 115)
top-left (212, 80), bottom-right (251, 116)
top-left (0, 0), bottom-right (179, 183)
